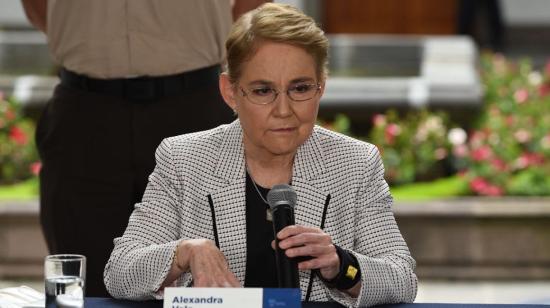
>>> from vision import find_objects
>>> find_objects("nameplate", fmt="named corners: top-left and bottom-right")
top-left (164, 288), bottom-right (301, 308)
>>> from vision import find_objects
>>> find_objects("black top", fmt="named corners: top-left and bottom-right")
top-left (244, 172), bottom-right (278, 287)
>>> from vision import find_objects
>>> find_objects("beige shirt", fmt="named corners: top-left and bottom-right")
top-left (47, 0), bottom-right (232, 78)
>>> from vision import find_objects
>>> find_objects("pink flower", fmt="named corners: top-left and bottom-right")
top-left (373, 114), bottom-right (386, 127)
top-left (484, 185), bottom-right (504, 196)
top-left (469, 130), bottom-right (487, 148)
top-left (471, 146), bottom-right (492, 161)
top-left (386, 124), bottom-right (400, 136)
top-left (513, 129), bottom-right (531, 143)
top-left (514, 152), bottom-right (545, 169)
top-left (515, 155), bottom-right (529, 169)
top-left (30, 162), bottom-right (42, 175)
top-left (5, 108), bottom-right (15, 121)
top-left (514, 88), bottom-right (529, 104)
top-left (470, 177), bottom-right (489, 193)
top-left (9, 126), bottom-right (27, 145)
top-left (470, 177), bottom-right (504, 196)
top-left (490, 158), bottom-right (507, 171)
top-left (539, 84), bottom-right (550, 97)
top-left (526, 153), bottom-right (545, 165)
top-left (384, 123), bottom-right (401, 145)
top-left (453, 144), bottom-right (469, 158)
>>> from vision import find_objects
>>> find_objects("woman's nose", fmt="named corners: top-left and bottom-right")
top-left (272, 91), bottom-right (293, 117)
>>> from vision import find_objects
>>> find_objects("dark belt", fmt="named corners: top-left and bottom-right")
top-left (59, 65), bottom-right (221, 101)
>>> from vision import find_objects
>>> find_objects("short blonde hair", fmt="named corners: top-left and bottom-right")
top-left (225, 3), bottom-right (329, 83)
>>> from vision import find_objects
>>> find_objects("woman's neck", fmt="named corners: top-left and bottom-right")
top-left (244, 142), bottom-right (294, 188)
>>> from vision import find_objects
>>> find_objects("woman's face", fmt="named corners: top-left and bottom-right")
top-left (220, 41), bottom-right (324, 158)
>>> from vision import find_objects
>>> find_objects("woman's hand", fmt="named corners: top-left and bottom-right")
top-left (168, 239), bottom-right (240, 288)
top-left (274, 225), bottom-right (340, 280)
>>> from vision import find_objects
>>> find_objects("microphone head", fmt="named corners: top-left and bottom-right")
top-left (267, 184), bottom-right (297, 210)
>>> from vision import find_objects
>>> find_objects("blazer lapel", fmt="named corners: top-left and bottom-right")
top-left (291, 128), bottom-right (331, 291)
top-left (292, 128), bottom-right (330, 228)
top-left (208, 120), bottom-right (248, 284)
top-left (209, 179), bottom-right (247, 284)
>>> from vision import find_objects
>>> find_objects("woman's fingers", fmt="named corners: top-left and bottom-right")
top-left (278, 232), bottom-right (331, 250)
top-left (274, 225), bottom-right (341, 280)
top-left (226, 271), bottom-right (241, 287)
top-left (277, 225), bottom-right (321, 240)
top-left (285, 242), bottom-right (335, 258)
top-left (188, 239), bottom-right (241, 288)
top-left (192, 259), bottom-right (240, 287)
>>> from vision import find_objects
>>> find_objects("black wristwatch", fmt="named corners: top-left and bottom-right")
top-left (317, 245), bottom-right (361, 290)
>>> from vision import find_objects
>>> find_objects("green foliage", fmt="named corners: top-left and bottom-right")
top-left (507, 168), bottom-right (550, 196)
top-left (390, 175), bottom-right (469, 201)
top-left (0, 177), bottom-right (39, 200)
top-left (320, 110), bottom-right (460, 186)
top-left (0, 93), bottom-right (40, 184)
top-left (465, 54), bottom-right (550, 196)
top-left (320, 54), bottom-right (550, 197)
top-left (317, 114), bottom-right (352, 136)
top-left (368, 109), bottom-right (455, 185)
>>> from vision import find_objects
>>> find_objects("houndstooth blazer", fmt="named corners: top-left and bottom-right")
top-left (104, 120), bottom-right (417, 307)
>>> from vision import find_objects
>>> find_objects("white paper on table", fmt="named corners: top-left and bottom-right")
top-left (0, 286), bottom-right (45, 308)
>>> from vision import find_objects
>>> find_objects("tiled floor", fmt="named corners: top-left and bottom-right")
top-left (2, 279), bottom-right (550, 304)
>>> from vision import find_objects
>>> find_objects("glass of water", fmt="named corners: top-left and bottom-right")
top-left (44, 254), bottom-right (86, 308)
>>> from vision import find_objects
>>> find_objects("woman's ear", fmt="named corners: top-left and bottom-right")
top-left (219, 73), bottom-right (237, 112)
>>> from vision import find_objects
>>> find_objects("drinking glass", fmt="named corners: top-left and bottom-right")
top-left (44, 254), bottom-right (86, 308)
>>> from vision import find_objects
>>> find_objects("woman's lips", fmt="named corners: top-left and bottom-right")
top-left (270, 127), bottom-right (297, 133)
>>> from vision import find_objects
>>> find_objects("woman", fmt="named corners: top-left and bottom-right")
top-left (104, 3), bottom-right (417, 307)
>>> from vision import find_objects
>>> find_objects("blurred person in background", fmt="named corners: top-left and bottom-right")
top-left (457, 0), bottom-right (505, 51)
top-left (21, 0), bottom-right (267, 297)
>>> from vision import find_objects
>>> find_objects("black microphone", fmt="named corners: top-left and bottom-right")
top-left (267, 184), bottom-right (300, 288)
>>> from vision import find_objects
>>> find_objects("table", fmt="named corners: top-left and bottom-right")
top-left (86, 298), bottom-right (550, 308)
top-left (86, 298), bottom-right (340, 307)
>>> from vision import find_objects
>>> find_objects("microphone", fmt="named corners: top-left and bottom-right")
top-left (267, 184), bottom-right (300, 288)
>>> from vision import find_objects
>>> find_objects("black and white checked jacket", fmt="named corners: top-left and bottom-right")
top-left (104, 120), bottom-right (417, 307)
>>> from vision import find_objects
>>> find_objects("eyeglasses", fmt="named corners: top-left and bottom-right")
top-left (238, 83), bottom-right (321, 105)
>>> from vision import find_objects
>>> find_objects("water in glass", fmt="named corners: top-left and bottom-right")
top-left (45, 276), bottom-right (84, 308)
